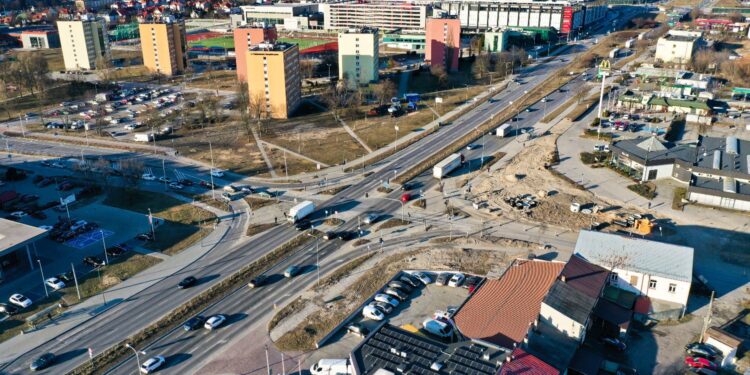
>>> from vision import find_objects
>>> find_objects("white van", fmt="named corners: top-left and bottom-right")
top-left (422, 319), bottom-right (453, 338)
top-left (309, 359), bottom-right (352, 375)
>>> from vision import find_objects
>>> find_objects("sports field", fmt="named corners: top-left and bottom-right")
top-left (277, 37), bottom-right (332, 50)
top-left (188, 35), bottom-right (234, 49)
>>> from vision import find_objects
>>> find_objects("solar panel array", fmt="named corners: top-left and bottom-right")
top-left (354, 325), bottom-right (500, 375)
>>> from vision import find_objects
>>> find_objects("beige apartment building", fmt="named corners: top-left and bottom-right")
top-left (57, 17), bottom-right (110, 71)
top-left (139, 17), bottom-right (188, 76)
top-left (656, 30), bottom-right (702, 65)
top-left (338, 28), bottom-right (379, 88)
top-left (320, 2), bottom-right (427, 32)
top-left (246, 43), bottom-right (301, 119)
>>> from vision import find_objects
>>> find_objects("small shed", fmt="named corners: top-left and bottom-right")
top-left (704, 326), bottom-right (743, 368)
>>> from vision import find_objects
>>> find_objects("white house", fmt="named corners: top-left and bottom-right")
top-left (574, 231), bottom-right (694, 318)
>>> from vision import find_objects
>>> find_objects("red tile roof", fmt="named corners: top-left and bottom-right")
top-left (500, 348), bottom-right (560, 375)
top-left (454, 260), bottom-right (564, 348)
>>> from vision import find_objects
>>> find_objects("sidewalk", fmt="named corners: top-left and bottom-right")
top-left (0, 207), bottom-right (237, 364)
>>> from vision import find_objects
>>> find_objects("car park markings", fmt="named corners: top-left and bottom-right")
top-left (65, 230), bottom-right (114, 249)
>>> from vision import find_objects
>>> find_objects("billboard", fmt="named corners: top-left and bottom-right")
top-left (561, 6), bottom-right (573, 33)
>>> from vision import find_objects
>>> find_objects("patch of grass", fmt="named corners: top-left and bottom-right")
top-left (628, 183), bottom-right (656, 200)
top-left (376, 186), bottom-right (393, 194)
top-left (247, 223), bottom-right (277, 237)
top-left (566, 91), bottom-right (602, 122)
top-left (672, 187), bottom-right (687, 210)
top-left (324, 218), bottom-right (344, 226)
top-left (353, 238), bottom-right (370, 246)
top-left (412, 199), bottom-right (426, 209)
top-left (268, 296), bottom-right (306, 332)
top-left (146, 224), bottom-right (212, 256)
top-left (189, 35), bottom-right (234, 49)
top-left (244, 196), bottom-right (276, 210)
top-left (582, 129), bottom-right (613, 140)
top-left (277, 37), bottom-right (332, 51)
top-left (541, 96), bottom-right (576, 123)
top-left (317, 253), bottom-right (376, 290)
top-left (377, 218), bottom-right (410, 230)
top-left (320, 185), bottom-right (350, 195)
top-left (580, 151), bottom-right (610, 165)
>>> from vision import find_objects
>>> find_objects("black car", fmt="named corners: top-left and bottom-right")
top-left (294, 221), bottom-right (311, 231)
top-left (0, 303), bottom-right (19, 316)
top-left (435, 273), bottom-right (451, 286)
top-left (248, 275), bottom-right (268, 288)
top-left (399, 274), bottom-right (420, 288)
top-left (55, 272), bottom-right (75, 283)
top-left (388, 281), bottom-right (413, 294)
top-left (323, 231), bottom-right (337, 240)
top-left (136, 233), bottom-right (154, 241)
top-left (464, 275), bottom-right (482, 290)
top-left (182, 315), bottom-right (206, 331)
top-left (179, 179), bottom-right (194, 186)
top-left (686, 342), bottom-right (721, 360)
top-left (178, 276), bottom-right (197, 289)
top-left (83, 256), bottom-right (105, 268)
top-left (338, 231), bottom-right (354, 241)
top-left (106, 246), bottom-right (125, 257)
top-left (30, 353), bottom-right (55, 371)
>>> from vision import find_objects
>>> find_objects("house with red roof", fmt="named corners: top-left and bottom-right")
top-left (499, 348), bottom-right (559, 375)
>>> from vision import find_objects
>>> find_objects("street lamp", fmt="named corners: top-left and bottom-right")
top-left (100, 230), bottom-right (109, 266)
top-left (37, 259), bottom-right (48, 298)
top-left (125, 344), bottom-right (146, 373)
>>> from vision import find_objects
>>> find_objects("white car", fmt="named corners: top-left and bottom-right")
top-left (142, 173), bottom-right (156, 181)
top-left (140, 355), bottom-right (165, 374)
top-left (363, 213), bottom-right (380, 225)
top-left (39, 225), bottom-right (53, 231)
top-left (448, 273), bottom-right (465, 287)
top-left (10, 211), bottom-right (27, 219)
top-left (168, 182), bottom-right (184, 190)
top-left (374, 294), bottom-right (399, 308)
top-left (45, 277), bottom-right (66, 290)
top-left (51, 162), bottom-right (65, 168)
top-left (362, 305), bottom-right (385, 321)
top-left (210, 169), bottom-right (224, 178)
top-left (204, 314), bottom-right (227, 330)
top-left (411, 272), bottom-right (432, 285)
top-left (9, 294), bottom-right (32, 308)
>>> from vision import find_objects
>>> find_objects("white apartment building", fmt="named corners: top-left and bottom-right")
top-left (574, 230), bottom-right (694, 318)
top-left (57, 17), bottom-right (110, 71)
top-left (338, 28), bottom-right (379, 88)
top-left (656, 30), bottom-right (702, 65)
top-left (238, 4), bottom-right (318, 27)
top-left (320, 2), bottom-right (427, 32)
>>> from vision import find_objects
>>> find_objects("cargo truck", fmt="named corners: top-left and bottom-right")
top-left (495, 123), bottom-right (511, 137)
top-left (433, 153), bottom-right (463, 179)
top-left (288, 200), bottom-right (315, 223)
top-left (609, 48), bottom-right (620, 59)
top-left (133, 133), bottom-right (154, 142)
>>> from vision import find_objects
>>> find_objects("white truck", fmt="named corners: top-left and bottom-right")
top-left (310, 359), bottom-right (353, 375)
top-left (495, 123), bottom-right (512, 138)
top-left (609, 48), bottom-right (620, 59)
top-left (288, 200), bottom-right (315, 223)
top-left (433, 153), bottom-right (463, 179)
top-left (133, 133), bottom-right (154, 142)
top-left (624, 38), bottom-right (636, 49)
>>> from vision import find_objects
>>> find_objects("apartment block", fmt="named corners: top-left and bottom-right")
top-left (320, 2), bottom-right (427, 32)
top-left (139, 17), bottom-right (188, 77)
top-left (246, 43), bottom-right (301, 119)
top-left (338, 28), bottom-right (379, 88)
top-left (655, 30), bottom-right (702, 65)
top-left (57, 17), bottom-right (110, 71)
top-left (234, 25), bottom-right (278, 82)
top-left (425, 16), bottom-right (460, 72)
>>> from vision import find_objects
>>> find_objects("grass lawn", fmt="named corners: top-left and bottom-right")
top-left (185, 70), bottom-right (238, 91)
top-left (103, 188), bottom-right (216, 255)
top-left (0, 82), bottom-right (103, 122)
top-left (171, 125), bottom-right (270, 176)
top-left (189, 36), bottom-right (234, 49)
top-left (277, 37), bottom-right (332, 51)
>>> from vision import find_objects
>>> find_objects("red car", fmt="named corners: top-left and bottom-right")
top-left (685, 356), bottom-right (717, 371)
top-left (400, 193), bottom-right (411, 203)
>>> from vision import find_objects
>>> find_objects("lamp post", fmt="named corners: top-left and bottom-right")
top-left (100, 230), bottom-right (109, 266)
top-left (125, 344), bottom-right (145, 373)
top-left (37, 259), bottom-right (48, 298)
top-left (208, 140), bottom-right (216, 200)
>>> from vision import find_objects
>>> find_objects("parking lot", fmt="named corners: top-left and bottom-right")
top-left (310, 270), bottom-right (477, 362)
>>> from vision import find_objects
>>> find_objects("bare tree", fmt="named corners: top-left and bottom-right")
top-left (574, 85), bottom-right (589, 104)
top-left (470, 35), bottom-right (484, 56)
top-left (321, 83), bottom-right (353, 120)
top-left (235, 81), bottom-right (253, 142)
top-left (430, 65), bottom-right (449, 89)
top-left (472, 54), bottom-right (490, 82)
top-left (374, 79), bottom-right (396, 106)
top-left (120, 158), bottom-right (145, 191)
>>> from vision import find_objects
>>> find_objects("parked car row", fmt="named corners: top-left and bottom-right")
top-left (434, 272), bottom-right (483, 292)
top-left (362, 273), bottom-right (428, 321)
top-left (48, 219), bottom-right (99, 243)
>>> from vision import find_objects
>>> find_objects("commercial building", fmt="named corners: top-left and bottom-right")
top-left (20, 30), bottom-right (60, 49)
top-left (139, 17), bottom-right (188, 77)
top-left (483, 29), bottom-right (508, 52)
top-left (75, 0), bottom-right (117, 11)
top-left (338, 28), bottom-right (379, 88)
top-left (246, 42), bottom-right (301, 119)
top-left (383, 33), bottom-right (426, 52)
top-left (655, 30), bottom-right (702, 65)
top-left (234, 25), bottom-right (278, 82)
top-left (0, 218), bottom-right (47, 279)
top-left (435, 0), bottom-right (607, 34)
top-left (575, 230), bottom-right (694, 319)
top-left (320, 1), bottom-right (428, 32)
top-left (237, 4), bottom-right (319, 28)
top-left (57, 17), bottom-right (110, 71)
top-left (425, 16), bottom-right (461, 72)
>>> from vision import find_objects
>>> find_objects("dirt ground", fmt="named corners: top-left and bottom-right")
top-left (473, 121), bottom-right (645, 231)
top-left (270, 243), bottom-right (531, 351)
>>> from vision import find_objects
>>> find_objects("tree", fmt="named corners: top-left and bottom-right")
top-left (430, 65), bottom-right (449, 89)
top-left (374, 79), bottom-right (396, 106)
top-left (321, 83), bottom-right (353, 119)
top-left (573, 85), bottom-right (588, 104)
top-left (470, 35), bottom-right (484, 56)
top-left (247, 91), bottom-right (270, 135)
top-left (300, 60), bottom-right (316, 79)
top-left (235, 81), bottom-right (253, 143)
top-left (95, 55), bottom-right (115, 83)
top-left (120, 158), bottom-right (145, 192)
top-left (472, 54), bottom-right (490, 82)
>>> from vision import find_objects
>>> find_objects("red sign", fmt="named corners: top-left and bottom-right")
top-left (561, 6), bottom-right (573, 34)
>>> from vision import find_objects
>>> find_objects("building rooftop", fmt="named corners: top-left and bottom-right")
top-left (249, 42), bottom-right (296, 52)
top-left (693, 136), bottom-right (750, 176)
top-left (543, 280), bottom-right (598, 325)
top-left (453, 259), bottom-right (565, 349)
top-left (559, 254), bottom-right (610, 299)
top-left (691, 176), bottom-right (750, 196)
top-left (647, 97), bottom-right (711, 110)
top-left (240, 3), bottom-right (316, 7)
top-left (612, 136), bottom-right (696, 166)
top-left (593, 298), bottom-right (632, 330)
top-left (350, 322), bottom-right (504, 374)
top-left (574, 230), bottom-right (694, 283)
top-left (663, 34), bottom-right (700, 42)
top-left (0, 218), bottom-right (47, 256)
top-left (499, 348), bottom-right (560, 375)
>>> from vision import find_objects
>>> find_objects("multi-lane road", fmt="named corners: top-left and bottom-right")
top-left (1, 6), bottom-right (647, 374)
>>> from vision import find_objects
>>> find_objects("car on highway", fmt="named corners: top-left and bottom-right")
top-left (388, 281), bottom-right (412, 294)
top-left (56, 272), bottom-right (75, 284)
top-left (363, 212), bottom-right (380, 225)
top-left (685, 356), bottom-right (717, 371)
top-left (45, 277), bottom-right (66, 290)
top-left (182, 315), bottom-right (206, 331)
top-left (158, 176), bottom-right (171, 183)
top-left (83, 256), bottom-right (105, 268)
top-left (323, 231), bottom-right (337, 240)
top-left (294, 221), bottom-right (311, 231)
top-left (400, 193), bottom-right (411, 203)
top-left (362, 305), bottom-right (385, 321)
top-left (448, 273), bottom-right (465, 287)
top-left (29, 353), bottom-right (55, 371)
top-left (168, 182), bottom-right (184, 190)
top-left (465, 144), bottom-right (478, 150)
top-left (140, 355), bottom-right (165, 374)
top-left (686, 343), bottom-right (721, 360)
top-left (137, 233), bottom-right (154, 241)
top-left (374, 293), bottom-right (399, 308)
top-left (435, 273), bottom-right (451, 286)
top-left (370, 301), bottom-right (394, 314)
top-left (284, 265), bottom-right (300, 278)
top-left (0, 303), bottom-right (19, 315)
top-left (248, 275), bottom-right (268, 288)
top-left (411, 272), bottom-right (432, 285)
top-left (178, 276), bottom-right (197, 289)
top-left (384, 287), bottom-right (408, 301)
top-left (9, 294), bottom-right (32, 308)
top-left (204, 314), bottom-right (227, 330)
top-left (179, 179), bottom-right (194, 186)
top-left (347, 323), bottom-right (369, 337)
top-left (141, 173), bottom-right (156, 181)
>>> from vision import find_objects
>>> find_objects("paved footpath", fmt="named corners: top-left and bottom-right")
top-left (0, 201), bottom-right (242, 365)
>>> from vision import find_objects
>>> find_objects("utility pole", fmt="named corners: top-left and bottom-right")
top-left (71, 263), bottom-right (81, 301)
top-left (699, 291), bottom-right (715, 343)
top-left (265, 345), bottom-right (271, 375)
top-left (37, 259), bottom-right (48, 297)
top-left (208, 140), bottom-right (216, 200)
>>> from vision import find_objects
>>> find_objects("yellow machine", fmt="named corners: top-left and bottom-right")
top-left (634, 218), bottom-right (654, 235)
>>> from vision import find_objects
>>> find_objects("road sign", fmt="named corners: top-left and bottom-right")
top-left (435, 97), bottom-right (444, 104)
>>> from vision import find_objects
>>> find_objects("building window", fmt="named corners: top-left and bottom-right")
top-left (669, 283), bottom-right (677, 293)
top-left (610, 272), bottom-right (618, 281)
top-left (649, 279), bottom-right (657, 289)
